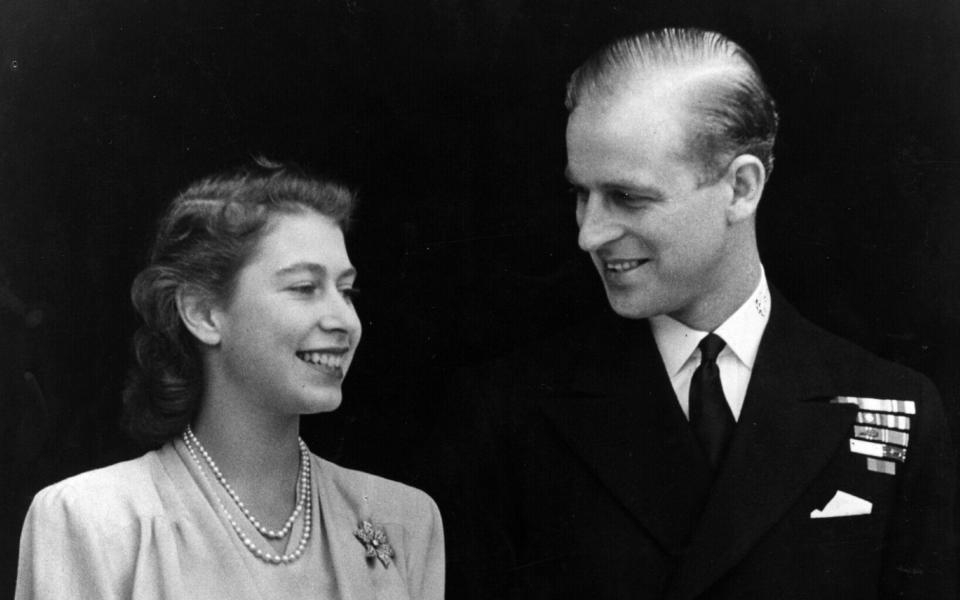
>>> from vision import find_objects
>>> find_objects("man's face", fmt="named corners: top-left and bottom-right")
top-left (566, 91), bottom-right (736, 326)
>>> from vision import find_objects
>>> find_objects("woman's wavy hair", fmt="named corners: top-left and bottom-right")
top-left (122, 158), bottom-right (356, 447)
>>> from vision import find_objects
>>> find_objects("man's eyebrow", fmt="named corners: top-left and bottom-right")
top-left (600, 181), bottom-right (660, 195)
top-left (564, 168), bottom-right (656, 193)
top-left (565, 174), bottom-right (661, 197)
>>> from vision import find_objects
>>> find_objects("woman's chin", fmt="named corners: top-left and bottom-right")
top-left (298, 389), bottom-right (344, 415)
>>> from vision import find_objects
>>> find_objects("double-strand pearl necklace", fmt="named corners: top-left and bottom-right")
top-left (184, 425), bottom-right (310, 539)
top-left (182, 426), bottom-right (313, 565)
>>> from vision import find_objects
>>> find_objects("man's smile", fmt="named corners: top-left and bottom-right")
top-left (602, 258), bottom-right (649, 273)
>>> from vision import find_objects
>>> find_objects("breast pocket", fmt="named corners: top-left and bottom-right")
top-left (798, 513), bottom-right (888, 599)
top-left (804, 512), bottom-right (888, 544)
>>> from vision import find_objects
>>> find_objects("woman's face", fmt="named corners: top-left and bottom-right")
top-left (208, 209), bottom-right (362, 417)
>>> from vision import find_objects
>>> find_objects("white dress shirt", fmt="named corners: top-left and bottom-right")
top-left (649, 269), bottom-right (771, 422)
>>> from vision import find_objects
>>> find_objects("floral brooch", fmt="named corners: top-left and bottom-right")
top-left (354, 520), bottom-right (395, 568)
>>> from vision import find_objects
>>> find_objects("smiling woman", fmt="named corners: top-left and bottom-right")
top-left (14, 160), bottom-right (444, 600)
top-left (185, 211), bottom-right (361, 422)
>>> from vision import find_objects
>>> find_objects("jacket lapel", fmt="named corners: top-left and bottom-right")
top-left (538, 314), bottom-right (712, 555)
top-left (674, 294), bottom-right (858, 599)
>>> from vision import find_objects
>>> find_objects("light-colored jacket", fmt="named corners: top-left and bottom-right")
top-left (16, 440), bottom-right (444, 600)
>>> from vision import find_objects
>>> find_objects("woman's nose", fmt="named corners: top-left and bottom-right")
top-left (318, 292), bottom-right (361, 335)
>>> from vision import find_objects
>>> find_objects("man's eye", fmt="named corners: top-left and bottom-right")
top-left (568, 186), bottom-right (588, 203)
top-left (609, 191), bottom-right (648, 207)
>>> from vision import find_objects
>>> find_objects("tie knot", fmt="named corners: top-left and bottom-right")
top-left (698, 333), bottom-right (726, 364)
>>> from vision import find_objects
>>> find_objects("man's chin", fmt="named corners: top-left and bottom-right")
top-left (605, 292), bottom-right (658, 320)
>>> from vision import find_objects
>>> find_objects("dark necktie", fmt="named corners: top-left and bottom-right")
top-left (689, 333), bottom-right (735, 468)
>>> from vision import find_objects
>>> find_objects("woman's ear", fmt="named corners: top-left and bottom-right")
top-left (724, 154), bottom-right (766, 224)
top-left (176, 287), bottom-right (222, 347)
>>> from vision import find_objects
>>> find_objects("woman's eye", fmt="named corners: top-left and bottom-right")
top-left (290, 284), bottom-right (318, 295)
top-left (340, 288), bottom-right (360, 303)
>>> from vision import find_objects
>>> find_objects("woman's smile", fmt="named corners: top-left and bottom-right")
top-left (296, 348), bottom-right (349, 378)
top-left (209, 211), bottom-right (362, 415)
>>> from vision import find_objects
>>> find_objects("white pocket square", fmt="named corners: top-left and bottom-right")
top-left (810, 490), bottom-right (872, 519)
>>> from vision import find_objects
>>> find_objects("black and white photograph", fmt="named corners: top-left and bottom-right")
top-left (1, 0), bottom-right (959, 598)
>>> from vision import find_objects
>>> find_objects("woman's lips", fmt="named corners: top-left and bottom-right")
top-left (296, 350), bottom-right (347, 377)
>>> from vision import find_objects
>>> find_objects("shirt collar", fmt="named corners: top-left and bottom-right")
top-left (650, 267), bottom-right (771, 376)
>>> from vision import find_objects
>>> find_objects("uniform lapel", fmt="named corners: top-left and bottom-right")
top-left (674, 294), bottom-right (858, 600)
top-left (538, 314), bottom-right (712, 555)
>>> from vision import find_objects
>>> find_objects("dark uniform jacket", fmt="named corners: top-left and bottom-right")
top-left (432, 290), bottom-right (956, 599)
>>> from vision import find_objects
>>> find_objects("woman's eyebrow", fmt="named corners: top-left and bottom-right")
top-left (275, 262), bottom-right (356, 280)
top-left (274, 262), bottom-right (327, 278)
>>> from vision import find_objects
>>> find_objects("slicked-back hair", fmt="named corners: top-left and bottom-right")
top-left (122, 158), bottom-right (356, 447)
top-left (566, 28), bottom-right (779, 182)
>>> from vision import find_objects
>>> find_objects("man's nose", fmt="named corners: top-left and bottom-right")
top-left (577, 196), bottom-right (621, 251)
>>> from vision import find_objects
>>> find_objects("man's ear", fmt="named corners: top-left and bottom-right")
top-left (724, 154), bottom-right (766, 224)
top-left (176, 287), bottom-right (222, 347)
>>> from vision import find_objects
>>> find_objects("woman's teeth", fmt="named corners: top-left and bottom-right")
top-left (297, 351), bottom-right (345, 369)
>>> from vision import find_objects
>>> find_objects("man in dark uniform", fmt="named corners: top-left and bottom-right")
top-left (434, 28), bottom-right (956, 599)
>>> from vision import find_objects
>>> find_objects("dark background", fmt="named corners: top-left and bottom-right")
top-left (1, 0), bottom-right (958, 594)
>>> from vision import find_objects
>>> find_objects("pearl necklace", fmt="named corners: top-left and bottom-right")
top-left (182, 426), bottom-right (313, 565)
top-left (184, 425), bottom-right (310, 539)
